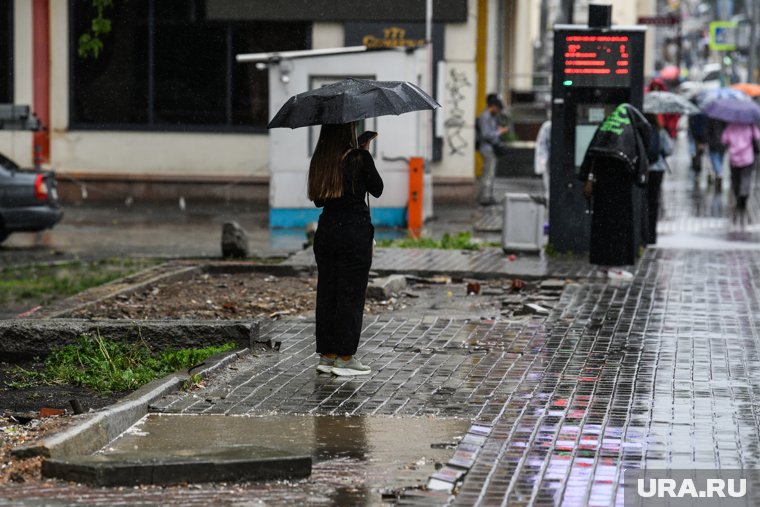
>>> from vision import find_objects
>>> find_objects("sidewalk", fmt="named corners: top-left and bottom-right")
top-left (5, 130), bottom-right (760, 505)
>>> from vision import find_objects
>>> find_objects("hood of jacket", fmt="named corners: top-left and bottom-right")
top-left (579, 103), bottom-right (652, 186)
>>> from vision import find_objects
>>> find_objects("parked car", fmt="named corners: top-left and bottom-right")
top-left (0, 153), bottom-right (63, 243)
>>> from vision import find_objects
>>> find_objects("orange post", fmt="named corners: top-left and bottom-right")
top-left (32, 0), bottom-right (50, 166)
top-left (408, 157), bottom-right (424, 238)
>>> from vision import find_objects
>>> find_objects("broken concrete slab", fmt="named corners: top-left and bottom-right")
top-left (367, 274), bottom-right (407, 300)
top-left (0, 319), bottom-right (259, 359)
top-left (539, 278), bottom-right (567, 292)
top-left (521, 303), bottom-right (551, 316)
top-left (221, 221), bottom-right (250, 259)
top-left (42, 447), bottom-right (312, 486)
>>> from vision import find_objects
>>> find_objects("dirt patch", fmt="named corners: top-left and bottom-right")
top-left (66, 271), bottom-right (534, 321)
top-left (0, 361), bottom-right (128, 415)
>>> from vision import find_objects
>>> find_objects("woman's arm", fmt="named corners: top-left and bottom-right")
top-left (359, 150), bottom-right (383, 198)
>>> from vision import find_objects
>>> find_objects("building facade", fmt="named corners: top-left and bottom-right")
top-left (0, 0), bottom-right (652, 207)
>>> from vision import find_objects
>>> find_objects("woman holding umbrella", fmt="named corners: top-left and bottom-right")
top-left (269, 78), bottom-right (439, 375)
top-left (698, 88), bottom-right (752, 190)
top-left (704, 95), bottom-right (760, 226)
top-left (721, 121), bottom-right (760, 226)
top-left (309, 123), bottom-right (383, 376)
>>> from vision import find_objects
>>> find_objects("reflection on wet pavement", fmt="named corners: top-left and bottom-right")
top-left (103, 414), bottom-right (469, 504)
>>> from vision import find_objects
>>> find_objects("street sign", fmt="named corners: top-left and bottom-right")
top-left (637, 15), bottom-right (680, 26)
top-left (709, 20), bottom-right (737, 51)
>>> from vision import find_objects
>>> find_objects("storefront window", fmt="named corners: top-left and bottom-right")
top-left (70, 0), bottom-right (310, 131)
top-left (0, 0), bottom-right (13, 104)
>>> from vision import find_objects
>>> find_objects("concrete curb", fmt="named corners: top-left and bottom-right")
top-left (41, 453), bottom-right (312, 487)
top-left (198, 260), bottom-right (310, 277)
top-left (12, 347), bottom-right (250, 460)
top-left (1, 319), bottom-right (259, 359)
top-left (34, 263), bottom-right (201, 319)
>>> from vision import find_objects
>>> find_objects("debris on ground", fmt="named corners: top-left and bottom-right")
top-left (0, 414), bottom-right (70, 485)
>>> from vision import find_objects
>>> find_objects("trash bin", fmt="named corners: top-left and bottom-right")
top-left (501, 192), bottom-right (544, 252)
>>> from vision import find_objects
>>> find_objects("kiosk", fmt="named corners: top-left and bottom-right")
top-left (549, 7), bottom-right (646, 254)
top-left (239, 47), bottom-right (433, 229)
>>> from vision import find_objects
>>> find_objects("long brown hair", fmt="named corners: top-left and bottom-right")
top-left (308, 123), bottom-right (356, 201)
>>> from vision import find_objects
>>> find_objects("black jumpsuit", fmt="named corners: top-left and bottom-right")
top-left (313, 149), bottom-right (383, 356)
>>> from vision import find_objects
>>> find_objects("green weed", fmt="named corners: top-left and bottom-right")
top-left (0, 258), bottom-right (160, 306)
top-left (9, 335), bottom-right (236, 394)
top-left (376, 232), bottom-right (482, 250)
top-left (182, 373), bottom-right (204, 391)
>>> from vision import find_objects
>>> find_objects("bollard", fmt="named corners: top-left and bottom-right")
top-left (408, 157), bottom-right (424, 238)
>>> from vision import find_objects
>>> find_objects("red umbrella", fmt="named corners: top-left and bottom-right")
top-left (658, 65), bottom-right (680, 81)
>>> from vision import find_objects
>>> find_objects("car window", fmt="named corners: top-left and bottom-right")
top-left (0, 152), bottom-right (20, 171)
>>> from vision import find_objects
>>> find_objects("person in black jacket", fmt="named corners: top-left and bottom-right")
top-left (580, 104), bottom-right (651, 272)
top-left (308, 122), bottom-right (383, 376)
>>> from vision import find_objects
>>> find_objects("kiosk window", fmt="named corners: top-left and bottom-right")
top-left (562, 35), bottom-right (630, 88)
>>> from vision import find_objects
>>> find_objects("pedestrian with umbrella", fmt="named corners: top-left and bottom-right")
top-left (643, 113), bottom-right (673, 244)
top-left (707, 98), bottom-right (760, 227)
top-left (647, 78), bottom-right (680, 139)
top-left (696, 90), bottom-right (742, 188)
top-left (269, 78), bottom-right (439, 376)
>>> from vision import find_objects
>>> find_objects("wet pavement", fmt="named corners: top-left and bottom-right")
top-left (5, 128), bottom-right (760, 505)
top-left (0, 201), bottom-right (489, 267)
top-left (99, 414), bottom-right (469, 496)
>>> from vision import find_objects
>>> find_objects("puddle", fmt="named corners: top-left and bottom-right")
top-left (102, 414), bottom-right (469, 502)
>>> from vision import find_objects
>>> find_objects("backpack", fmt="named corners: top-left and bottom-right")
top-left (647, 128), bottom-right (661, 164)
top-left (474, 116), bottom-right (481, 150)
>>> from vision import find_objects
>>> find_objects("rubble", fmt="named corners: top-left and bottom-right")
top-left (221, 221), bottom-right (250, 259)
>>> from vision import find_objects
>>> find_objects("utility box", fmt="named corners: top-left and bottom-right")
top-left (262, 47), bottom-right (433, 228)
top-left (501, 193), bottom-right (544, 252)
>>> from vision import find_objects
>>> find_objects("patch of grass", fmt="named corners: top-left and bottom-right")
top-left (9, 335), bottom-right (236, 394)
top-left (376, 232), bottom-right (482, 250)
top-left (0, 258), bottom-right (159, 306)
top-left (544, 244), bottom-right (574, 258)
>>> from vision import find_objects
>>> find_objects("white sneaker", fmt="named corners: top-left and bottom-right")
top-left (607, 269), bottom-right (634, 280)
top-left (315, 355), bottom-right (334, 374)
top-left (332, 357), bottom-right (371, 376)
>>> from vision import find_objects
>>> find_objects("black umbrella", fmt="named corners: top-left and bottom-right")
top-left (268, 78), bottom-right (440, 129)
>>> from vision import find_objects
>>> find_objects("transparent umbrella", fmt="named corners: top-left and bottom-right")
top-left (643, 91), bottom-right (700, 114)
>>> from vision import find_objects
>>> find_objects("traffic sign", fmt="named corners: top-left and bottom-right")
top-left (709, 20), bottom-right (737, 51)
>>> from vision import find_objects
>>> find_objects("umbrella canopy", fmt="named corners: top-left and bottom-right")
top-left (643, 91), bottom-right (700, 114)
top-left (268, 78), bottom-right (440, 129)
top-left (731, 83), bottom-right (760, 98)
top-left (658, 65), bottom-right (680, 81)
top-left (696, 87), bottom-right (751, 109)
top-left (704, 98), bottom-right (760, 124)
